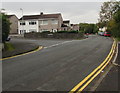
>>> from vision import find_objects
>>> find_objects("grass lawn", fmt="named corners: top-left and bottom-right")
top-left (4, 42), bottom-right (15, 51)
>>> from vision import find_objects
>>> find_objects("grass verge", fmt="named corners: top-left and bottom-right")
top-left (4, 42), bottom-right (15, 51)
top-left (116, 37), bottom-right (120, 41)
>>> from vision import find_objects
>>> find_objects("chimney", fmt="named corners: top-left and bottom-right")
top-left (40, 12), bottom-right (43, 15)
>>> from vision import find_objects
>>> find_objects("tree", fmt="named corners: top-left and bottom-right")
top-left (108, 8), bottom-right (120, 38)
top-left (98, 1), bottom-right (120, 39)
top-left (79, 23), bottom-right (98, 34)
top-left (0, 13), bottom-right (10, 43)
top-left (98, 1), bottom-right (120, 28)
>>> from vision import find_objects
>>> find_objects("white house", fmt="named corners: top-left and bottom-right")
top-left (18, 12), bottom-right (63, 34)
top-left (18, 20), bottom-right (39, 34)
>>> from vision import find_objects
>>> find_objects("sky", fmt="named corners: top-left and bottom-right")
top-left (1, 2), bottom-right (103, 24)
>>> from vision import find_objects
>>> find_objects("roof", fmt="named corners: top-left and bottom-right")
top-left (7, 15), bottom-right (18, 19)
top-left (7, 15), bottom-right (16, 18)
top-left (63, 20), bottom-right (70, 23)
top-left (61, 24), bottom-right (68, 27)
top-left (19, 13), bottom-right (61, 20)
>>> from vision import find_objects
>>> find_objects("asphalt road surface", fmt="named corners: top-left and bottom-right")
top-left (2, 35), bottom-right (113, 91)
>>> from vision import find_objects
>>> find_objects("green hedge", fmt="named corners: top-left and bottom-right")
top-left (57, 31), bottom-right (68, 33)
top-left (41, 31), bottom-right (51, 33)
top-left (57, 30), bottom-right (79, 33)
top-left (68, 30), bottom-right (78, 33)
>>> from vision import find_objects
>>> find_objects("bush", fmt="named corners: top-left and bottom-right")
top-left (78, 30), bottom-right (84, 33)
top-left (57, 31), bottom-right (68, 33)
top-left (41, 31), bottom-right (51, 33)
top-left (68, 30), bottom-right (78, 33)
top-left (57, 30), bottom-right (79, 33)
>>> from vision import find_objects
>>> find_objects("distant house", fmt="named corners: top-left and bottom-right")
top-left (61, 20), bottom-right (79, 31)
top-left (63, 20), bottom-right (70, 27)
top-left (70, 24), bottom-right (79, 31)
top-left (99, 27), bottom-right (107, 32)
top-left (61, 20), bottom-right (71, 31)
top-left (18, 12), bottom-right (63, 34)
top-left (7, 15), bottom-right (18, 34)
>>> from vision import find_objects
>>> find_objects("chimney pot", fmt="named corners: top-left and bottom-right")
top-left (40, 12), bottom-right (43, 15)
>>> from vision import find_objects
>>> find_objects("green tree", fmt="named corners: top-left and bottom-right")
top-left (99, 1), bottom-right (120, 39)
top-left (98, 1), bottom-right (120, 28)
top-left (0, 13), bottom-right (10, 43)
top-left (79, 23), bottom-right (98, 34)
top-left (108, 8), bottom-right (120, 38)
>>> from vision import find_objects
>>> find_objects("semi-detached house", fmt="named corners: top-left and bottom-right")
top-left (7, 15), bottom-right (18, 34)
top-left (18, 12), bottom-right (63, 34)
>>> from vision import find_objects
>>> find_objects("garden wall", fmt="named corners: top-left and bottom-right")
top-left (24, 32), bottom-right (84, 39)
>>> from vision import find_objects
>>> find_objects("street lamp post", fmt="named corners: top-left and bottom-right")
top-left (20, 8), bottom-right (24, 35)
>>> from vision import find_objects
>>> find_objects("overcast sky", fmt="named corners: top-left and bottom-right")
top-left (2, 2), bottom-right (103, 24)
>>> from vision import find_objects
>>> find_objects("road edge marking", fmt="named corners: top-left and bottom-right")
top-left (0, 46), bottom-right (43, 61)
top-left (77, 42), bottom-right (116, 92)
top-left (69, 40), bottom-right (116, 93)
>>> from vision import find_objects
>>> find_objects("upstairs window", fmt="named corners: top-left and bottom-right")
top-left (20, 22), bottom-right (25, 25)
top-left (51, 19), bottom-right (58, 24)
top-left (40, 20), bottom-right (48, 25)
top-left (29, 21), bottom-right (37, 25)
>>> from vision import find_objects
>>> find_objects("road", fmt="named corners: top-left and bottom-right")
top-left (2, 35), bottom-right (113, 91)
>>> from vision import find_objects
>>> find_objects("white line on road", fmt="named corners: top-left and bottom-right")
top-left (44, 40), bottom-right (79, 49)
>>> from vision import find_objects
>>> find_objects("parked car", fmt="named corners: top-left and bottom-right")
top-left (98, 31), bottom-right (105, 36)
top-left (6, 36), bottom-right (11, 41)
top-left (84, 34), bottom-right (88, 38)
top-left (84, 33), bottom-right (89, 38)
top-left (104, 32), bottom-right (111, 37)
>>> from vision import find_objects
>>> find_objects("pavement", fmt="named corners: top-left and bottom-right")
top-left (2, 35), bottom-right (113, 92)
top-left (2, 39), bottom-right (39, 58)
top-left (95, 43), bottom-right (120, 93)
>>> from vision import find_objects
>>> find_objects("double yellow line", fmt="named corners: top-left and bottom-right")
top-left (0, 46), bottom-right (43, 61)
top-left (69, 40), bottom-right (117, 93)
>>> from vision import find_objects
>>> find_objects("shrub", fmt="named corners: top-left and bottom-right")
top-left (68, 30), bottom-right (78, 33)
top-left (41, 31), bottom-right (51, 33)
top-left (57, 31), bottom-right (68, 33)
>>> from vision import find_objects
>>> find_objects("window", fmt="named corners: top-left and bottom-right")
top-left (29, 21), bottom-right (37, 25)
top-left (40, 20), bottom-right (48, 25)
top-left (51, 19), bottom-right (58, 24)
top-left (20, 22), bottom-right (25, 25)
top-left (20, 30), bottom-right (26, 34)
top-left (41, 29), bottom-right (48, 31)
